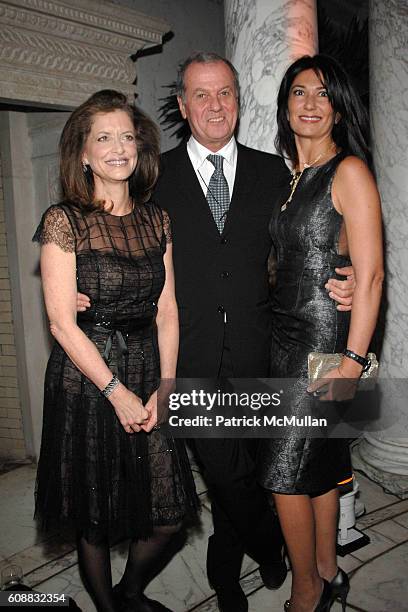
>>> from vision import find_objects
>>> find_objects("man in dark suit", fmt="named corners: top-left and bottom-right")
top-left (153, 52), bottom-right (353, 612)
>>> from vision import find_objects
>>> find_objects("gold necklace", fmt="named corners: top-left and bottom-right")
top-left (280, 143), bottom-right (336, 212)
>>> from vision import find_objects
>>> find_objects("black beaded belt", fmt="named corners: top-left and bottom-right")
top-left (78, 316), bottom-right (153, 383)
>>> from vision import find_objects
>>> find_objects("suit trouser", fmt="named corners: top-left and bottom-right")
top-left (193, 348), bottom-right (284, 589)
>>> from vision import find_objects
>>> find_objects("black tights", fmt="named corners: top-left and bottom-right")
top-left (77, 535), bottom-right (115, 612)
top-left (77, 524), bottom-right (181, 612)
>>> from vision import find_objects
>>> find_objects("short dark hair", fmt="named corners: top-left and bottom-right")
top-left (59, 89), bottom-right (160, 211)
top-left (275, 54), bottom-right (372, 168)
top-left (175, 51), bottom-right (240, 101)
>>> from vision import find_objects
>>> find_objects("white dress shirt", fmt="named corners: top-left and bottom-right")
top-left (186, 135), bottom-right (238, 199)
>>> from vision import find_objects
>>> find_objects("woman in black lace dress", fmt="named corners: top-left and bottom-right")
top-left (257, 56), bottom-right (383, 611)
top-left (34, 90), bottom-right (198, 612)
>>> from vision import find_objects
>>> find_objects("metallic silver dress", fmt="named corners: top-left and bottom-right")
top-left (258, 153), bottom-right (352, 495)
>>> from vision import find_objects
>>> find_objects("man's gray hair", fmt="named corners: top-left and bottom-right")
top-left (175, 51), bottom-right (240, 101)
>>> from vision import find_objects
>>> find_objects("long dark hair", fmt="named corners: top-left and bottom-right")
top-left (59, 90), bottom-right (160, 211)
top-left (275, 54), bottom-right (372, 168)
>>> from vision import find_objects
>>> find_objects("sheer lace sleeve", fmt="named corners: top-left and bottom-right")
top-left (162, 210), bottom-right (172, 244)
top-left (33, 206), bottom-right (75, 253)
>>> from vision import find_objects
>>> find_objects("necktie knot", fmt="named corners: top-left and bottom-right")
top-left (207, 154), bottom-right (224, 171)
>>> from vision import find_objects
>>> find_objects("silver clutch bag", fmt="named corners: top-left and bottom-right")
top-left (308, 352), bottom-right (379, 391)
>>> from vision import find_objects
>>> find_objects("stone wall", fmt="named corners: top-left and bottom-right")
top-left (0, 155), bottom-right (26, 461)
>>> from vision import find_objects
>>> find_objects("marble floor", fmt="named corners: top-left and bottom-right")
top-left (0, 459), bottom-right (407, 612)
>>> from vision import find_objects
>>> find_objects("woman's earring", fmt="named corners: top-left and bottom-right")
top-left (335, 113), bottom-right (341, 125)
top-left (82, 161), bottom-right (89, 173)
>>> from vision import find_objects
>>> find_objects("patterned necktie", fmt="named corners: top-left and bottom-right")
top-left (206, 154), bottom-right (230, 233)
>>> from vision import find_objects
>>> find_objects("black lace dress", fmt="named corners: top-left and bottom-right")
top-left (257, 154), bottom-right (352, 495)
top-left (34, 202), bottom-right (198, 542)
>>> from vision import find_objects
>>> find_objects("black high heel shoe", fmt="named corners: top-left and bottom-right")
top-left (283, 579), bottom-right (332, 612)
top-left (315, 579), bottom-right (332, 611)
top-left (113, 583), bottom-right (174, 612)
top-left (330, 568), bottom-right (350, 611)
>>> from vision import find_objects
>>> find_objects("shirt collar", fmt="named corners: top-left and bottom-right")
top-left (187, 135), bottom-right (237, 171)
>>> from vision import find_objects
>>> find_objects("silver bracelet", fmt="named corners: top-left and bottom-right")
top-left (101, 374), bottom-right (120, 397)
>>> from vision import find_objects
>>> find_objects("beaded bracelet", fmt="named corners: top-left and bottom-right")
top-left (101, 374), bottom-right (120, 397)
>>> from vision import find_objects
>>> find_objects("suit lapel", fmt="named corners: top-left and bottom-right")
top-left (222, 143), bottom-right (258, 237)
top-left (174, 144), bottom-right (221, 238)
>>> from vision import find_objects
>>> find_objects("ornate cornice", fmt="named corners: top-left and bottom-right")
top-left (0, 0), bottom-right (170, 108)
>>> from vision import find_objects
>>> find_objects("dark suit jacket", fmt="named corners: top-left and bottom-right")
top-left (153, 141), bottom-right (290, 378)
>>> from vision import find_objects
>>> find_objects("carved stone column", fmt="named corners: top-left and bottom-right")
top-left (352, 0), bottom-right (408, 499)
top-left (0, 0), bottom-right (169, 108)
top-left (224, 0), bottom-right (317, 153)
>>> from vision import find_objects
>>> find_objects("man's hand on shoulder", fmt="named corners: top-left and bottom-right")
top-left (326, 266), bottom-right (355, 312)
top-left (77, 292), bottom-right (91, 312)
